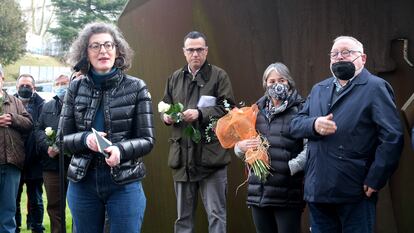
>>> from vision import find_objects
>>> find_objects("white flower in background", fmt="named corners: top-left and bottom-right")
top-left (45, 127), bottom-right (54, 137)
top-left (158, 101), bottom-right (171, 113)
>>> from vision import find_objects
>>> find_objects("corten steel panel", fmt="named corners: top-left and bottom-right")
top-left (118, 0), bottom-right (414, 232)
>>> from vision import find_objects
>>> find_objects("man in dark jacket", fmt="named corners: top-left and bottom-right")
top-left (0, 65), bottom-right (33, 233)
top-left (290, 36), bottom-right (404, 233)
top-left (14, 74), bottom-right (45, 233)
top-left (161, 31), bottom-right (235, 233)
top-left (36, 74), bottom-right (70, 233)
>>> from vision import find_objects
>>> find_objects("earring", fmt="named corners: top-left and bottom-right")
top-left (114, 57), bottom-right (125, 68)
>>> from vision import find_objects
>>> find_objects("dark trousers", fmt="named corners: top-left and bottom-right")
top-left (15, 178), bottom-right (44, 233)
top-left (174, 167), bottom-right (227, 233)
top-left (43, 171), bottom-right (67, 233)
top-left (308, 196), bottom-right (377, 233)
top-left (251, 205), bottom-right (302, 233)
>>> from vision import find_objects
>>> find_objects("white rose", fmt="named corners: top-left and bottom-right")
top-left (158, 101), bottom-right (171, 113)
top-left (45, 127), bottom-right (54, 137)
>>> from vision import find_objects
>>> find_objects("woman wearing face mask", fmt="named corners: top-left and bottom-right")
top-left (234, 62), bottom-right (307, 233)
top-left (60, 22), bottom-right (155, 233)
top-left (35, 74), bottom-right (70, 233)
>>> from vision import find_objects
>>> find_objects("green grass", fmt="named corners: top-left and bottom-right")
top-left (19, 185), bottom-right (73, 232)
top-left (3, 53), bottom-right (66, 82)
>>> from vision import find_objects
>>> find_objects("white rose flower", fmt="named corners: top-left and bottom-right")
top-left (45, 127), bottom-right (54, 136)
top-left (158, 101), bottom-right (171, 113)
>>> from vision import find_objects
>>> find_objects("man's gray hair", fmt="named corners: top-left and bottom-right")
top-left (334, 36), bottom-right (364, 53)
top-left (262, 62), bottom-right (296, 90)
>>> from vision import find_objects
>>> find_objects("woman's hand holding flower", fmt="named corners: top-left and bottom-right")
top-left (47, 146), bottom-right (59, 158)
top-left (236, 138), bottom-right (261, 153)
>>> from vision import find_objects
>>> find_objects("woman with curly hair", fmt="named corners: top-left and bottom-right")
top-left (61, 22), bottom-right (155, 232)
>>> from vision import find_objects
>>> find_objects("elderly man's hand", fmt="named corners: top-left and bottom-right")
top-left (0, 114), bottom-right (12, 127)
top-left (314, 113), bottom-right (337, 135)
top-left (364, 185), bottom-right (377, 197)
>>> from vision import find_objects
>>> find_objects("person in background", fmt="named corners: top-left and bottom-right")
top-left (36, 74), bottom-right (70, 233)
top-left (61, 22), bottom-right (155, 233)
top-left (161, 31), bottom-right (235, 233)
top-left (290, 36), bottom-right (404, 233)
top-left (234, 62), bottom-right (306, 233)
top-left (14, 74), bottom-right (45, 233)
top-left (0, 64), bottom-right (33, 233)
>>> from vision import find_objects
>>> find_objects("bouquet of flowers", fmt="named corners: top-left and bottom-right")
top-left (158, 101), bottom-right (184, 123)
top-left (215, 104), bottom-right (271, 182)
top-left (44, 127), bottom-right (58, 149)
top-left (204, 99), bottom-right (231, 143)
top-left (158, 101), bottom-right (201, 143)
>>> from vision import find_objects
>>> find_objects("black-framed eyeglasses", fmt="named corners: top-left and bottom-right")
top-left (184, 47), bottom-right (207, 54)
top-left (88, 41), bottom-right (116, 52)
top-left (329, 49), bottom-right (361, 58)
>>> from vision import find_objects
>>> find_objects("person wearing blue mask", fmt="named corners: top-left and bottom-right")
top-left (53, 75), bottom-right (70, 99)
top-left (36, 74), bottom-right (70, 233)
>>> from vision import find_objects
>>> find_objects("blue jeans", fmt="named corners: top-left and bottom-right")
top-left (16, 178), bottom-right (45, 232)
top-left (67, 165), bottom-right (146, 233)
top-left (309, 195), bottom-right (377, 233)
top-left (0, 164), bottom-right (21, 233)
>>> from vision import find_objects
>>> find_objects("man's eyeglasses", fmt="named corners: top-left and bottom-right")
top-left (184, 47), bottom-right (207, 54)
top-left (329, 49), bottom-right (361, 58)
top-left (88, 41), bottom-right (116, 52)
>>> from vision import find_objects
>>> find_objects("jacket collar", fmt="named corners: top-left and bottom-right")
top-left (14, 92), bottom-right (44, 105)
top-left (2, 91), bottom-right (11, 104)
top-left (182, 61), bottom-right (212, 87)
top-left (318, 68), bottom-right (369, 114)
top-left (86, 68), bottom-right (123, 90)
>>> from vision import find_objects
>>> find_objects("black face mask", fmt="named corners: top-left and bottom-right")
top-left (18, 87), bottom-right (33, 99)
top-left (330, 56), bottom-right (360, 81)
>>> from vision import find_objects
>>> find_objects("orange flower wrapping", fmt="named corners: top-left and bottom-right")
top-left (216, 104), bottom-right (271, 182)
top-left (215, 104), bottom-right (259, 148)
top-left (245, 146), bottom-right (269, 166)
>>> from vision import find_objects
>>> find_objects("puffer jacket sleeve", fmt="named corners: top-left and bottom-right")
top-left (115, 79), bottom-right (155, 162)
top-left (59, 79), bottom-right (90, 154)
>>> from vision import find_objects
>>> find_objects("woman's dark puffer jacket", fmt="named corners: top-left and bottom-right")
top-left (246, 90), bottom-right (305, 208)
top-left (60, 72), bottom-right (155, 184)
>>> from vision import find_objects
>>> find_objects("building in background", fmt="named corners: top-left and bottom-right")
top-left (18, 0), bottom-right (63, 56)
